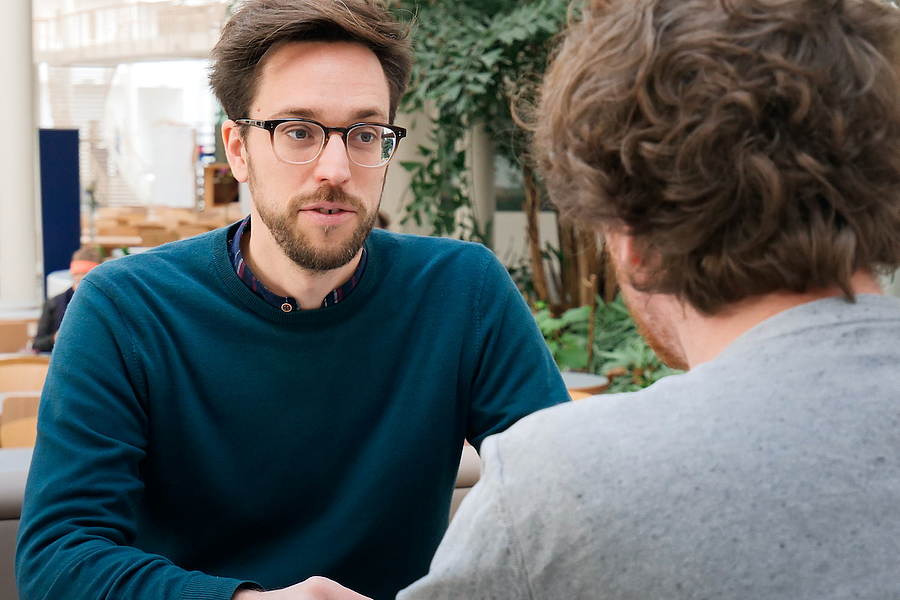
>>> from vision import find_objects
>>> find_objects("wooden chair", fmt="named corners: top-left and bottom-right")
top-left (97, 224), bottom-right (140, 237)
top-left (0, 321), bottom-right (31, 354)
top-left (0, 355), bottom-right (50, 394)
top-left (0, 394), bottom-right (40, 422)
top-left (0, 394), bottom-right (40, 448)
top-left (0, 417), bottom-right (38, 448)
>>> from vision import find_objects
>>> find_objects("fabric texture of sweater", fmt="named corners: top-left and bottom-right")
top-left (400, 294), bottom-right (900, 599)
top-left (16, 225), bottom-right (570, 600)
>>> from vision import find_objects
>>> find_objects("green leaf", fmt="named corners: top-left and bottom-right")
top-left (559, 305), bottom-right (591, 327)
top-left (444, 84), bottom-right (463, 103)
top-left (555, 343), bottom-right (589, 372)
top-left (480, 48), bottom-right (504, 69)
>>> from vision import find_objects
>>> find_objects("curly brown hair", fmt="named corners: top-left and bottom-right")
top-left (209, 0), bottom-right (412, 124)
top-left (536, 0), bottom-right (900, 314)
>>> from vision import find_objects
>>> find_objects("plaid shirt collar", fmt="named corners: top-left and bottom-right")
top-left (227, 215), bottom-right (367, 312)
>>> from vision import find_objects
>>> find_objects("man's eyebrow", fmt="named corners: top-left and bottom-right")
top-left (273, 107), bottom-right (389, 123)
top-left (351, 109), bottom-right (389, 123)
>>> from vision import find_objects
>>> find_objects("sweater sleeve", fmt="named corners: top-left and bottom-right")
top-left (462, 251), bottom-right (570, 450)
top-left (15, 279), bottom-right (251, 600)
top-left (396, 434), bottom-right (534, 600)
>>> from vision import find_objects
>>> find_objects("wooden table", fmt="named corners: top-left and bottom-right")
top-left (561, 370), bottom-right (610, 396)
top-left (80, 235), bottom-right (144, 251)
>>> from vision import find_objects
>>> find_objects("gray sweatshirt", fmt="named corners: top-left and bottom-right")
top-left (401, 294), bottom-right (900, 600)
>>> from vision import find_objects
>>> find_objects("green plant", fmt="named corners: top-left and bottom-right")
top-left (533, 294), bottom-right (682, 392)
top-left (390, 0), bottom-right (611, 311)
top-left (389, 1), bottom-right (576, 268)
top-left (533, 303), bottom-right (591, 372)
top-left (590, 296), bottom-right (683, 393)
top-left (505, 255), bottom-right (537, 300)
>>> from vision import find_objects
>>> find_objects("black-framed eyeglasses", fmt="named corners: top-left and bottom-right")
top-left (236, 118), bottom-right (407, 168)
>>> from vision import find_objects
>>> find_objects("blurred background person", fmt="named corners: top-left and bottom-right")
top-left (32, 246), bottom-right (102, 353)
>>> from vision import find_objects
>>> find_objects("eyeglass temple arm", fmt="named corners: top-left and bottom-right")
top-left (235, 119), bottom-right (269, 129)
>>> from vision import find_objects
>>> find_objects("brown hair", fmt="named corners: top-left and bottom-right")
top-left (209, 0), bottom-right (413, 123)
top-left (536, 0), bottom-right (900, 314)
top-left (71, 246), bottom-right (102, 264)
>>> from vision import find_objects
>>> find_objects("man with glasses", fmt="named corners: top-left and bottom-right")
top-left (15, 2), bottom-right (570, 600)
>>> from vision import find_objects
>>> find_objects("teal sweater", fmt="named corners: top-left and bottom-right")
top-left (16, 226), bottom-right (569, 600)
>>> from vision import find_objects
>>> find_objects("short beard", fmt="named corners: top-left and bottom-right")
top-left (255, 186), bottom-right (378, 273)
top-left (625, 294), bottom-right (689, 372)
top-left (608, 244), bottom-right (689, 371)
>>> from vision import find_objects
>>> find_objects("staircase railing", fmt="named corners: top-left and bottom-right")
top-left (34, 1), bottom-right (230, 65)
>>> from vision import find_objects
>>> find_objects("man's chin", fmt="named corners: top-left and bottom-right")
top-left (281, 226), bottom-right (372, 272)
top-left (620, 287), bottom-right (689, 371)
top-left (286, 245), bottom-right (362, 272)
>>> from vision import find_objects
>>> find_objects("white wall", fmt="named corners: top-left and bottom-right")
top-left (106, 61), bottom-right (218, 205)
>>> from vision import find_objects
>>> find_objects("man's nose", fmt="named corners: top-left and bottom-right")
top-left (313, 133), bottom-right (352, 185)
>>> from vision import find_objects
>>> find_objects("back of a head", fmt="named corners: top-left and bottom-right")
top-left (537, 0), bottom-right (900, 314)
top-left (71, 246), bottom-right (102, 265)
top-left (208, 0), bottom-right (413, 125)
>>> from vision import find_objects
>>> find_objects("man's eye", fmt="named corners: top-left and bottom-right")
top-left (285, 127), bottom-right (310, 140)
top-left (353, 130), bottom-right (378, 144)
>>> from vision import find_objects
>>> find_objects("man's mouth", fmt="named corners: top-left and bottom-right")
top-left (296, 191), bottom-right (362, 219)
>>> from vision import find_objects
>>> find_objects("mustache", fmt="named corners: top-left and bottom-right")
top-left (290, 187), bottom-right (366, 212)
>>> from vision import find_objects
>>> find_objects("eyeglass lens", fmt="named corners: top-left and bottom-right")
top-left (274, 121), bottom-right (399, 167)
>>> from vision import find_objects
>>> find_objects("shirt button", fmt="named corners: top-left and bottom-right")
top-left (281, 302), bottom-right (293, 313)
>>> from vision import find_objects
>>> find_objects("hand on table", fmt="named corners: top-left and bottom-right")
top-left (232, 577), bottom-right (373, 600)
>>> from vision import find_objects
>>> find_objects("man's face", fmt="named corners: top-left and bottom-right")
top-left (227, 41), bottom-right (390, 271)
top-left (71, 273), bottom-right (86, 291)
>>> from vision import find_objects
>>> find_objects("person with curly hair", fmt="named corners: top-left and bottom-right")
top-left (389, 0), bottom-right (900, 598)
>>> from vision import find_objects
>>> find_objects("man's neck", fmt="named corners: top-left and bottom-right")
top-left (675, 271), bottom-right (884, 368)
top-left (241, 224), bottom-right (362, 310)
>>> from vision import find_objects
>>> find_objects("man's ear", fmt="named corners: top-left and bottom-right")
top-left (605, 230), bottom-right (642, 270)
top-left (605, 228), bottom-right (651, 290)
top-left (222, 120), bottom-right (249, 183)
